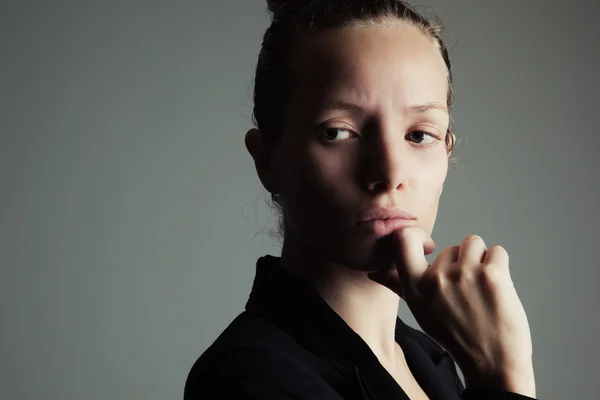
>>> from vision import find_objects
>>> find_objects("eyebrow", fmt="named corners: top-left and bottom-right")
top-left (406, 102), bottom-right (449, 114)
top-left (327, 100), bottom-right (448, 114)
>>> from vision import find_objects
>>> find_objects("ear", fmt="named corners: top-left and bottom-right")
top-left (245, 128), bottom-right (280, 195)
top-left (447, 132), bottom-right (456, 156)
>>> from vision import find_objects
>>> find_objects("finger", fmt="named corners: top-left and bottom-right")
top-left (423, 235), bottom-right (436, 256)
top-left (434, 245), bottom-right (460, 268)
top-left (482, 244), bottom-right (509, 266)
top-left (391, 227), bottom-right (434, 288)
top-left (457, 235), bottom-right (487, 265)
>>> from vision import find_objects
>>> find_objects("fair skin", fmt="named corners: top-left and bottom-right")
top-left (246, 20), bottom-right (535, 398)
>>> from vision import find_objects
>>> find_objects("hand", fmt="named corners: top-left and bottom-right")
top-left (368, 227), bottom-right (535, 397)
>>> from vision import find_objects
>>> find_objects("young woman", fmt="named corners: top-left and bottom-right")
top-left (184, 1), bottom-right (536, 399)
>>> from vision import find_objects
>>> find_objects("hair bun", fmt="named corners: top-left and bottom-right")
top-left (266, 0), bottom-right (289, 13)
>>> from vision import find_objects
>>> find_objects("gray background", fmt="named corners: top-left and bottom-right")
top-left (1, 0), bottom-right (598, 399)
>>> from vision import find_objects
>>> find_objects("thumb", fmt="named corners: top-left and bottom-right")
top-left (392, 227), bottom-right (435, 296)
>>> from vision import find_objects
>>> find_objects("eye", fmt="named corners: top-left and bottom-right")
top-left (406, 130), bottom-right (439, 145)
top-left (321, 127), bottom-right (357, 142)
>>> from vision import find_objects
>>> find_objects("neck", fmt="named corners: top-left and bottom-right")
top-left (280, 234), bottom-right (401, 364)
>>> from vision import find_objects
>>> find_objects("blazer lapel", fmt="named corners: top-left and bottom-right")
top-left (395, 323), bottom-right (464, 400)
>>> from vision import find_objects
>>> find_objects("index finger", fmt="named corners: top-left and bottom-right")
top-left (391, 226), bottom-right (435, 287)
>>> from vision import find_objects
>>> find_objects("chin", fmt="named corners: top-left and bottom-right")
top-left (326, 234), bottom-right (397, 273)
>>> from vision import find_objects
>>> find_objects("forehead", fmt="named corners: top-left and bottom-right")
top-left (288, 22), bottom-right (449, 113)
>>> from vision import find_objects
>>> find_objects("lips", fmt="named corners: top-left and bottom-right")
top-left (357, 207), bottom-right (417, 237)
top-left (358, 218), bottom-right (416, 237)
top-left (358, 207), bottom-right (416, 222)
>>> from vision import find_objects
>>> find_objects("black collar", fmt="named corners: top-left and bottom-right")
top-left (245, 255), bottom-right (463, 400)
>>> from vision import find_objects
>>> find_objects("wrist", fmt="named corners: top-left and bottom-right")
top-left (464, 361), bottom-right (536, 398)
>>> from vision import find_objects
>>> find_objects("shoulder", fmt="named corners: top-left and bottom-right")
top-left (183, 311), bottom-right (347, 399)
top-left (190, 310), bottom-right (307, 366)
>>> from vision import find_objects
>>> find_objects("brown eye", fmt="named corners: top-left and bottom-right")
top-left (406, 130), bottom-right (437, 144)
top-left (321, 127), bottom-right (356, 142)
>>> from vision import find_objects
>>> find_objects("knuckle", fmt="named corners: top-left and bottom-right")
top-left (489, 244), bottom-right (509, 261)
top-left (432, 271), bottom-right (447, 290)
top-left (478, 263), bottom-right (506, 286)
top-left (489, 244), bottom-right (505, 252)
top-left (462, 234), bottom-right (486, 251)
top-left (440, 245), bottom-right (458, 260)
top-left (447, 268), bottom-right (464, 284)
top-left (464, 234), bottom-right (484, 244)
top-left (424, 269), bottom-right (448, 293)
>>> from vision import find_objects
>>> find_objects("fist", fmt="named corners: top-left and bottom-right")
top-left (369, 227), bottom-right (535, 396)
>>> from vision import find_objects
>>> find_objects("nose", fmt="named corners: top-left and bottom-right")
top-left (361, 126), bottom-right (407, 194)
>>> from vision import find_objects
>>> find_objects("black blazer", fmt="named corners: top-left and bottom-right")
top-left (184, 255), bottom-right (536, 400)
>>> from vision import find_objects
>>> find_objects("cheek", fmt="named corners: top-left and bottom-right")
top-left (414, 163), bottom-right (447, 193)
top-left (287, 142), bottom-right (354, 197)
top-left (412, 146), bottom-right (448, 187)
top-left (278, 143), bottom-right (334, 212)
top-left (278, 143), bottom-right (355, 235)
top-left (412, 151), bottom-right (448, 228)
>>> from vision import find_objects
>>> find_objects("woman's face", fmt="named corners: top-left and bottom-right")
top-left (272, 22), bottom-right (451, 272)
